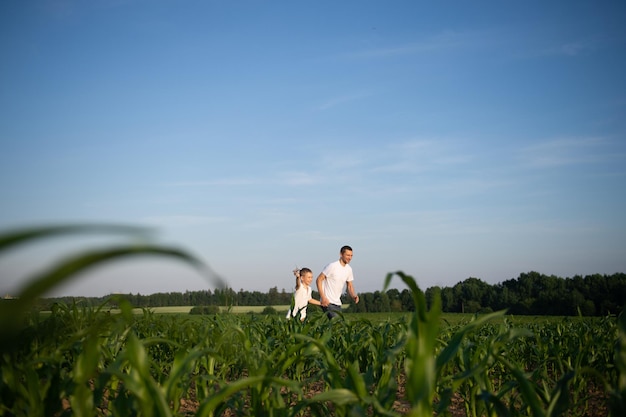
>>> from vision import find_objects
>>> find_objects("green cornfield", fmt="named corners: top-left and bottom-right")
top-left (1, 226), bottom-right (625, 416)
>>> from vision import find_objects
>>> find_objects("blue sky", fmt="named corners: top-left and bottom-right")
top-left (1, 1), bottom-right (625, 298)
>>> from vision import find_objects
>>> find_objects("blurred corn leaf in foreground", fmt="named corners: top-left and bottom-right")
top-left (0, 224), bottom-right (226, 350)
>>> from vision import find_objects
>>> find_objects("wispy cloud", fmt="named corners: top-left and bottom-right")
top-left (518, 137), bottom-right (612, 168)
top-left (370, 139), bottom-right (474, 174)
top-left (140, 215), bottom-right (229, 227)
top-left (512, 36), bottom-right (601, 60)
top-left (163, 171), bottom-right (326, 189)
top-left (538, 40), bottom-right (597, 57)
top-left (279, 171), bottom-right (322, 186)
top-left (343, 30), bottom-right (475, 60)
top-left (316, 92), bottom-right (372, 110)
top-left (319, 152), bottom-right (366, 171)
top-left (164, 178), bottom-right (259, 187)
top-left (421, 177), bottom-right (514, 196)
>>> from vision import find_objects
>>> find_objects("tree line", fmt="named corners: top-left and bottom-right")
top-left (31, 271), bottom-right (626, 316)
top-left (348, 271), bottom-right (626, 316)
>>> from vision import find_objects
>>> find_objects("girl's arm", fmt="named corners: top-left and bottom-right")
top-left (308, 298), bottom-right (321, 306)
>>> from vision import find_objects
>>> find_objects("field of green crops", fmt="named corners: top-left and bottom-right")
top-left (1, 226), bottom-right (625, 416)
top-left (119, 306), bottom-right (293, 315)
top-left (2, 278), bottom-right (625, 416)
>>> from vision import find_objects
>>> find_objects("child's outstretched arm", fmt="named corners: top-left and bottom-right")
top-left (308, 298), bottom-right (321, 306)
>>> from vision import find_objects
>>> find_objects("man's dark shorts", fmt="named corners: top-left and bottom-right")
top-left (322, 303), bottom-right (342, 319)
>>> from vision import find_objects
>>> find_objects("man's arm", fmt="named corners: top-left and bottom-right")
top-left (346, 281), bottom-right (359, 304)
top-left (316, 273), bottom-right (330, 307)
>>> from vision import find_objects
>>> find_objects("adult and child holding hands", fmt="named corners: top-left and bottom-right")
top-left (287, 245), bottom-right (360, 321)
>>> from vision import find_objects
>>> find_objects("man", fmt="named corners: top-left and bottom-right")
top-left (316, 245), bottom-right (360, 319)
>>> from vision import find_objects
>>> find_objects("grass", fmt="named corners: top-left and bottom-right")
top-left (140, 305), bottom-right (293, 314)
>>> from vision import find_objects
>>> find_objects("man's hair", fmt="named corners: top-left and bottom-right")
top-left (340, 245), bottom-right (353, 254)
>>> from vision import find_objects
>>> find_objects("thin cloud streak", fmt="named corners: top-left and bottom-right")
top-left (280, 172), bottom-right (322, 186)
top-left (343, 30), bottom-right (475, 59)
top-left (510, 35), bottom-right (604, 60)
top-left (164, 179), bottom-right (260, 187)
top-left (164, 172), bottom-right (327, 189)
top-left (517, 137), bottom-right (614, 168)
top-left (316, 92), bottom-right (373, 110)
top-left (141, 215), bottom-right (229, 227)
top-left (370, 139), bottom-right (475, 174)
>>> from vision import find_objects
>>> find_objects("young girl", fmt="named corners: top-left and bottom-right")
top-left (287, 267), bottom-right (321, 321)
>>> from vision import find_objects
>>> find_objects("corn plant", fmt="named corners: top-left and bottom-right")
top-left (1, 226), bottom-right (623, 416)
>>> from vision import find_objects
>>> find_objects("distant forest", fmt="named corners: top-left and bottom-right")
top-left (33, 271), bottom-right (626, 316)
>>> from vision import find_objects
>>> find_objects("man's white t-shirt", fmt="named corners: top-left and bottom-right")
top-left (321, 260), bottom-right (353, 305)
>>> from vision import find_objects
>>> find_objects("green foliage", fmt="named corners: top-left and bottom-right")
top-left (261, 306), bottom-right (278, 315)
top-left (0, 224), bottom-right (224, 347)
top-left (35, 270), bottom-right (626, 316)
top-left (190, 305), bottom-right (221, 315)
top-left (0, 225), bottom-right (623, 416)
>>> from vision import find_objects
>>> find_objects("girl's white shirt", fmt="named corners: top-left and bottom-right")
top-left (288, 282), bottom-right (312, 320)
